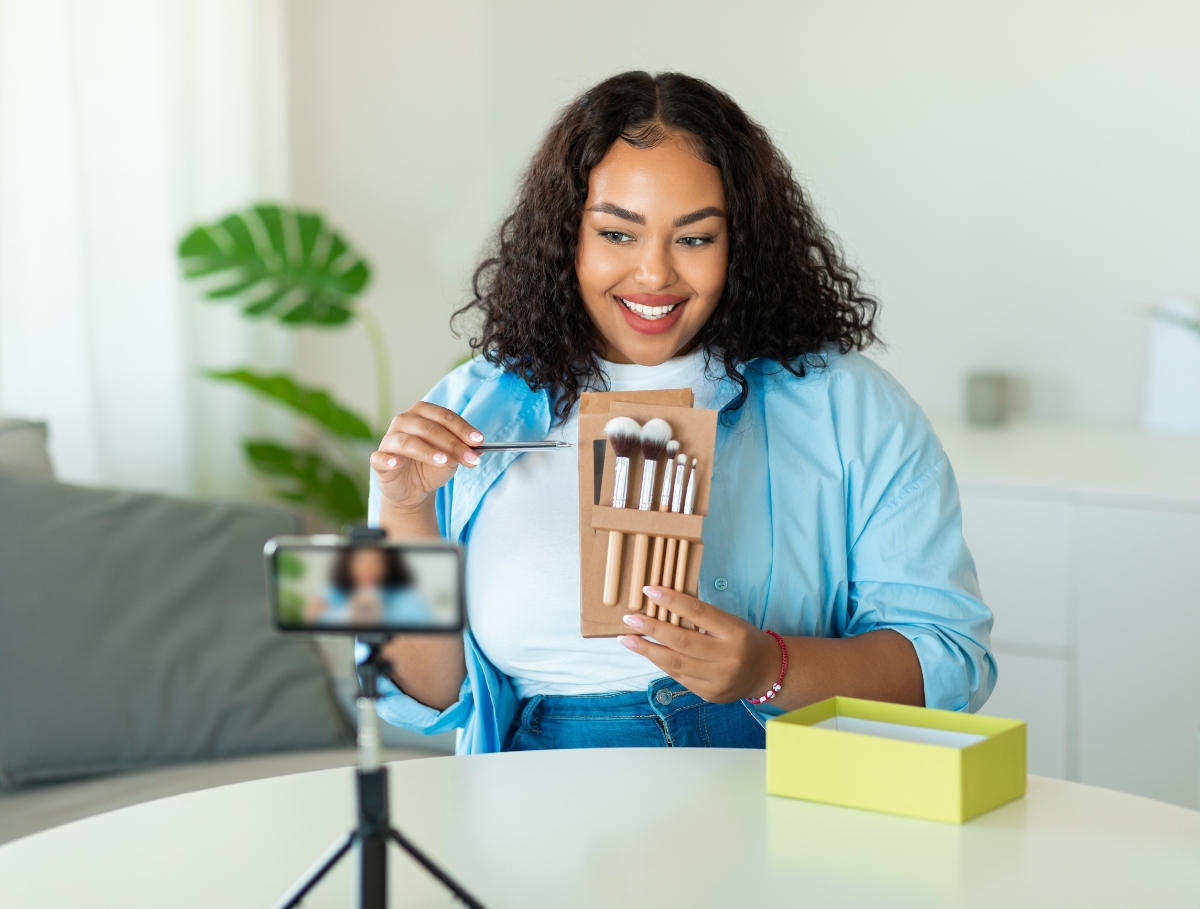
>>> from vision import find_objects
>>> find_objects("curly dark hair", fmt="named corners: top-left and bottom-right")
top-left (331, 546), bottom-right (414, 593)
top-left (455, 70), bottom-right (878, 418)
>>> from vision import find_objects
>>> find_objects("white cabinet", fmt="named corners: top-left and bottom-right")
top-left (960, 493), bottom-right (1072, 649)
top-left (962, 491), bottom-right (1074, 782)
top-left (978, 650), bottom-right (1070, 780)
top-left (1075, 505), bottom-right (1200, 809)
top-left (940, 420), bottom-right (1200, 809)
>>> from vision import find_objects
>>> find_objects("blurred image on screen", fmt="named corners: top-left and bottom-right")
top-left (275, 545), bottom-right (459, 631)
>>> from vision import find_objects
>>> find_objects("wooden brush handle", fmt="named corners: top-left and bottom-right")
top-left (646, 535), bottom-right (667, 614)
top-left (603, 530), bottom-right (624, 606)
top-left (673, 539), bottom-right (690, 592)
top-left (627, 533), bottom-right (651, 612)
top-left (668, 541), bottom-right (690, 626)
top-left (660, 538), bottom-right (679, 621)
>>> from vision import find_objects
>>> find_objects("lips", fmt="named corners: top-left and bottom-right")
top-left (615, 293), bottom-right (689, 335)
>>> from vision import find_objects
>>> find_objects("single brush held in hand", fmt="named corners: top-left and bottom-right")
top-left (471, 440), bottom-right (573, 451)
top-left (645, 439), bottom-right (679, 614)
top-left (659, 452), bottom-right (688, 621)
top-left (626, 419), bottom-right (672, 612)
top-left (602, 417), bottom-right (642, 607)
top-left (670, 458), bottom-right (699, 624)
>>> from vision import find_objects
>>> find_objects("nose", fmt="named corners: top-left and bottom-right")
top-left (633, 237), bottom-right (676, 290)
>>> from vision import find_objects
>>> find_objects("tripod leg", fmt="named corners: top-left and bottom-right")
top-left (389, 828), bottom-right (487, 909)
top-left (271, 830), bottom-right (356, 909)
top-left (361, 829), bottom-right (387, 909)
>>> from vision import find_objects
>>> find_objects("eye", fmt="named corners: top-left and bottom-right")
top-left (678, 235), bottom-right (714, 248)
top-left (599, 229), bottom-right (633, 244)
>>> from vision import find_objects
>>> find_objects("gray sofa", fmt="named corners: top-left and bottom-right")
top-left (0, 419), bottom-right (452, 846)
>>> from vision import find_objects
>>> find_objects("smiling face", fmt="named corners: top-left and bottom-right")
top-left (348, 549), bottom-right (387, 589)
top-left (575, 133), bottom-right (728, 365)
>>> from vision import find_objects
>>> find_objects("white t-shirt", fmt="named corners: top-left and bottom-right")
top-left (465, 348), bottom-right (723, 698)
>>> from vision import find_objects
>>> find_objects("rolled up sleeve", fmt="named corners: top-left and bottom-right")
top-left (846, 456), bottom-right (996, 712)
top-left (356, 639), bottom-right (473, 735)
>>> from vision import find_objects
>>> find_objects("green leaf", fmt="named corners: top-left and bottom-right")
top-left (244, 441), bottom-right (367, 523)
top-left (278, 588), bottom-right (306, 626)
top-left (276, 551), bottom-right (307, 580)
top-left (178, 203), bottom-right (371, 327)
top-left (207, 369), bottom-right (375, 440)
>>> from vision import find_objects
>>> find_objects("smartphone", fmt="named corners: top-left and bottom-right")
top-left (264, 535), bottom-right (465, 633)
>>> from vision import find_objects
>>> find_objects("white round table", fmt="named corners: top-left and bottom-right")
top-left (2, 749), bottom-right (1198, 908)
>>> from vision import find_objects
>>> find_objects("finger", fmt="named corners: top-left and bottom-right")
top-left (620, 612), bottom-right (719, 661)
top-left (641, 586), bottom-right (734, 637)
top-left (374, 432), bottom-right (460, 471)
top-left (369, 448), bottom-right (410, 481)
top-left (384, 414), bottom-right (480, 467)
top-left (617, 634), bottom-right (704, 680)
top-left (410, 401), bottom-right (485, 447)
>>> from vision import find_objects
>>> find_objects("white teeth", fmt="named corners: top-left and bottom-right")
top-left (619, 297), bottom-right (680, 320)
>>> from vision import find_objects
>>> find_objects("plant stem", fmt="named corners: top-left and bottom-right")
top-left (357, 305), bottom-right (394, 433)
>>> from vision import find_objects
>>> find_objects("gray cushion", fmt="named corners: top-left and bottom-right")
top-left (0, 475), bottom-right (352, 787)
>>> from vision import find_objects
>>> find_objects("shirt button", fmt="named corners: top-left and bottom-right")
top-left (714, 577), bottom-right (729, 591)
top-left (655, 690), bottom-right (673, 706)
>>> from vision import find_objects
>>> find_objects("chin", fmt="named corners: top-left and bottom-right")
top-left (609, 330), bottom-right (689, 366)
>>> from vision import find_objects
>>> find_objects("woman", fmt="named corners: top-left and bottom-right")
top-left (368, 71), bottom-right (994, 753)
top-left (310, 547), bottom-right (433, 628)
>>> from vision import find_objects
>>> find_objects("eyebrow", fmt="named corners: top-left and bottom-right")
top-left (587, 202), bottom-right (644, 224)
top-left (672, 206), bottom-right (726, 228)
top-left (586, 203), bottom-right (726, 228)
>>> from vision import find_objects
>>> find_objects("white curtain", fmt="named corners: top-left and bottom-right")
top-left (0, 0), bottom-right (291, 495)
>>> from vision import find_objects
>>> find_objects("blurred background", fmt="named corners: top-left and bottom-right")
top-left (1, 1), bottom-right (1198, 806)
top-left (3, 0), bottom-right (1198, 496)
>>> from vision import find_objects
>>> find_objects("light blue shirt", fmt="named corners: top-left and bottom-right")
top-left (367, 351), bottom-right (996, 754)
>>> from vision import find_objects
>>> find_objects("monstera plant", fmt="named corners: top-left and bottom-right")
top-left (178, 204), bottom-right (391, 523)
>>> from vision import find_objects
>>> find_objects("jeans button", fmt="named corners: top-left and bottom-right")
top-left (655, 689), bottom-right (673, 706)
top-left (714, 577), bottom-right (729, 591)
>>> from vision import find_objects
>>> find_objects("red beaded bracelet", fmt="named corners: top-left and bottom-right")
top-left (746, 630), bottom-right (788, 705)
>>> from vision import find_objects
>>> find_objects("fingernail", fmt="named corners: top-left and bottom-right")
top-left (642, 586), bottom-right (663, 601)
top-left (468, 431), bottom-right (484, 443)
top-left (617, 635), bottom-right (638, 650)
top-left (622, 614), bottom-right (645, 629)
top-left (386, 458), bottom-right (397, 468)
top-left (463, 451), bottom-right (480, 466)
top-left (432, 452), bottom-right (447, 465)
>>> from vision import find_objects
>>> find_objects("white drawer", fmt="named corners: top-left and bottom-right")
top-left (959, 490), bottom-right (1072, 649)
top-left (1076, 503), bottom-right (1200, 809)
top-left (979, 648), bottom-right (1070, 780)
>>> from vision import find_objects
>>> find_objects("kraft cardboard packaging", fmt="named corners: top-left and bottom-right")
top-left (576, 391), bottom-right (718, 638)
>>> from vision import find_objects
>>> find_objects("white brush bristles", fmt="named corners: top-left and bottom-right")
top-left (666, 440), bottom-right (680, 459)
top-left (676, 453), bottom-right (687, 466)
top-left (639, 419), bottom-right (672, 462)
top-left (604, 417), bottom-right (641, 459)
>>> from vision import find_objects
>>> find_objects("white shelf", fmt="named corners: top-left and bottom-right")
top-left (932, 419), bottom-right (1200, 507)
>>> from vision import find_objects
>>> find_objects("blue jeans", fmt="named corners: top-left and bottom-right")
top-left (503, 677), bottom-right (766, 750)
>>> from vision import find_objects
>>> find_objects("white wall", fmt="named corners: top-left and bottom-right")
top-left (287, 0), bottom-right (1200, 428)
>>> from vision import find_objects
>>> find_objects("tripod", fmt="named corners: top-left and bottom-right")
top-left (271, 637), bottom-right (485, 909)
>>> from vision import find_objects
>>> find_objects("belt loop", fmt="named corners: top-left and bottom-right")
top-left (520, 695), bottom-right (544, 734)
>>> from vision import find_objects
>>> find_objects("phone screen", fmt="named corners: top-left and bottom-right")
top-left (266, 537), bottom-right (464, 633)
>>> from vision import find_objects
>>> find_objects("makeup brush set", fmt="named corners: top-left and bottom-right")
top-left (575, 389), bottom-right (718, 637)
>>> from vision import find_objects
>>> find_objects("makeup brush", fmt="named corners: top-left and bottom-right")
top-left (626, 419), bottom-right (672, 612)
top-left (659, 452), bottom-right (688, 621)
top-left (644, 439), bottom-right (679, 614)
top-left (602, 417), bottom-right (641, 607)
top-left (671, 458), bottom-right (699, 624)
top-left (471, 440), bottom-right (573, 451)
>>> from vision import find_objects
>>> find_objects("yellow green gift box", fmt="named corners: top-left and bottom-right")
top-left (766, 697), bottom-right (1026, 824)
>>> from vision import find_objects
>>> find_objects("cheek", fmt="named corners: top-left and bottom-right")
top-left (680, 246), bottom-right (728, 308)
top-left (575, 237), bottom-right (626, 299)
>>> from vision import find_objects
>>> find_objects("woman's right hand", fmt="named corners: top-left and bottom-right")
top-left (368, 402), bottom-right (484, 515)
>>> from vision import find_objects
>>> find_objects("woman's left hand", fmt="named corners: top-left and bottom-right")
top-left (617, 586), bottom-right (782, 704)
